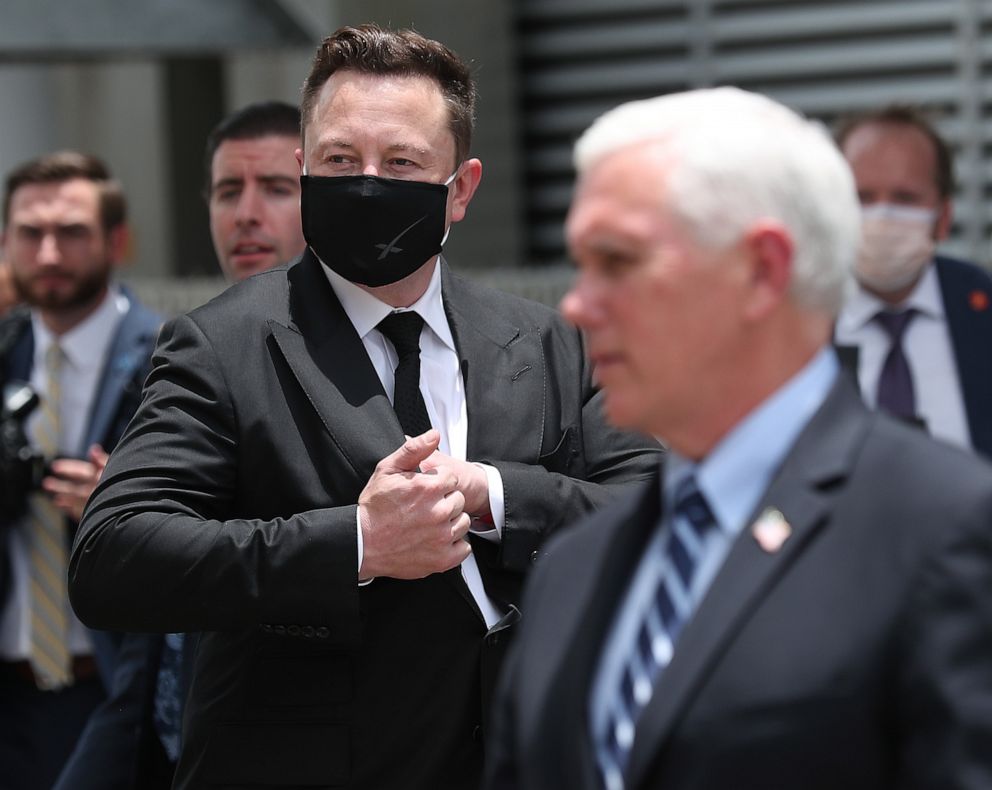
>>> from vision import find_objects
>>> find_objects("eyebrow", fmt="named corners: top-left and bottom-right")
top-left (320, 138), bottom-right (432, 158)
top-left (211, 174), bottom-right (298, 192)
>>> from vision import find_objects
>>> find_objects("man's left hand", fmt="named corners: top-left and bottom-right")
top-left (419, 450), bottom-right (492, 520)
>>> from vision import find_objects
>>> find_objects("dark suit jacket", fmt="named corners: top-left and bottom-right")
top-left (69, 253), bottom-right (659, 789)
top-left (836, 255), bottom-right (992, 457)
top-left (487, 377), bottom-right (992, 790)
top-left (0, 292), bottom-right (161, 684)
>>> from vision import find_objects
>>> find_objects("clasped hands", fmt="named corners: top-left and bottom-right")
top-left (358, 429), bottom-right (492, 581)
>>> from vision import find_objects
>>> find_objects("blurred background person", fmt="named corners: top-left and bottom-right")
top-left (834, 105), bottom-right (992, 457)
top-left (0, 151), bottom-right (160, 790)
top-left (206, 100), bottom-right (306, 282)
top-left (0, 258), bottom-right (21, 316)
top-left (53, 101), bottom-right (305, 790)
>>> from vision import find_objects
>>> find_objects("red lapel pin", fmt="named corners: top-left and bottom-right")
top-left (969, 289), bottom-right (989, 312)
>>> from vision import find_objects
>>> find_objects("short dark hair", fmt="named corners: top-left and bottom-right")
top-left (3, 150), bottom-right (126, 233)
top-left (203, 100), bottom-right (301, 196)
top-left (835, 104), bottom-right (954, 200)
top-left (300, 24), bottom-right (476, 164)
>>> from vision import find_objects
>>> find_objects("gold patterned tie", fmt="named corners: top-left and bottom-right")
top-left (27, 343), bottom-right (72, 690)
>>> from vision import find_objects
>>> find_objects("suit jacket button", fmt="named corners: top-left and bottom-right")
top-left (472, 725), bottom-right (482, 742)
top-left (261, 624), bottom-right (273, 633)
top-left (302, 625), bottom-right (315, 639)
top-left (274, 625), bottom-right (286, 636)
top-left (288, 625), bottom-right (301, 637)
top-left (316, 627), bottom-right (330, 639)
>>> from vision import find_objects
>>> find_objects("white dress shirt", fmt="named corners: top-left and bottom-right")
top-left (835, 263), bottom-right (971, 450)
top-left (0, 287), bottom-right (129, 660)
top-left (322, 260), bottom-right (506, 629)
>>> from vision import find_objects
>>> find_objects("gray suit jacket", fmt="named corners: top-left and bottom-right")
top-left (69, 252), bottom-right (659, 789)
top-left (487, 376), bottom-right (992, 790)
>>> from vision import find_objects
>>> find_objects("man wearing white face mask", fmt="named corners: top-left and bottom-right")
top-left (834, 105), bottom-right (992, 457)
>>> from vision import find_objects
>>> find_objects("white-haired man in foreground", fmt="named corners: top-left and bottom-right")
top-left (485, 87), bottom-right (992, 790)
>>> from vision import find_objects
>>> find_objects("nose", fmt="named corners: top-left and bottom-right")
top-left (36, 232), bottom-right (61, 266)
top-left (362, 163), bottom-right (380, 177)
top-left (559, 272), bottom-right (602, 330)
top-left (234, 184), bottom-right (263, 228)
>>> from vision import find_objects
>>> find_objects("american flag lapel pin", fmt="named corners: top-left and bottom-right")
top-left (751, 507), bottom-right (792, 553)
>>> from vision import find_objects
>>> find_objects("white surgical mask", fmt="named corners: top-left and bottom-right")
top-left (855, 203), bottom-right (936, 294)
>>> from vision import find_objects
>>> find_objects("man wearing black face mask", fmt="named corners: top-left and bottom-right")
top-left (68, 24), bottom-right (660, 790)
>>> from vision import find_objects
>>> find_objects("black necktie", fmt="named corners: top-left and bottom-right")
top-left (377, 312), bottom-right (432, 436)
top-left (874, 308), bottom-right (916, 420)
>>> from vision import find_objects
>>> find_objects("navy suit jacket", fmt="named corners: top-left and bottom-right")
top-left (836, 255), bottom-right (992, 457)
top-left (487, 377), bottom-right (992, 789)
top-left (54, 630), bottom-right (198, 790)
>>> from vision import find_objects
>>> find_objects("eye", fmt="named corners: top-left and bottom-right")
top-left (265, 183), bottom-right (296, 197)
top-left (15, 226), bottom-right (43, 243)
top-left (57, 225), bottom-right (91, 242)
top-left (597, 249), bottom-right (638, 277)
top-left (213, 187), bottom-right (241, 203)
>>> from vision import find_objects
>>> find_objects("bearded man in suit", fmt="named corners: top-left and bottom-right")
top-left (486, 87), bottom-right (992, 790)
top-left (68, 24), bottom-right (658, 790)
top-left (0, 151), bottom-right (160, 790)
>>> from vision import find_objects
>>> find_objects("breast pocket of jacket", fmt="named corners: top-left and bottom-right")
top-left (538, 426), bottom-right (578, 474)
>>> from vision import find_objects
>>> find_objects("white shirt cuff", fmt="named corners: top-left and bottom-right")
top-left (471, 463), bottom-right (504, 542)
top-left (356, 507), bottom-right (374, 586)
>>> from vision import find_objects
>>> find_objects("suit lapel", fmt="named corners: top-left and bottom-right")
top-left (543, 476), bottom-right (663, 790)
top-left (439, 265), bottom-right (549, 616)
top-left (936, 256), bottom-right (992, 455)
top-left (440, 265), bottom-right (547, 463)
top-left (267, 252), bottom-right (405, 485)
top-left (626, 379), bottom-right (870, 787)
top-left (82, 301), bottom-right (159, 455)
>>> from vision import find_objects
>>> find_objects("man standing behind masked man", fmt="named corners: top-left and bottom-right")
top-left (0, 152), bottom-right (160, 790)
top-left (53, 100), bottom-right (308, 790)
top-left (835, 105), bottom-right (992, 456)
top-left (69, 25), bottom-right (658, 790)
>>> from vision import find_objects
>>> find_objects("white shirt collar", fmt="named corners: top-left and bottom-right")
top-left (320, 258), bottom-right (456, 351)
top-left (837, 261), bottom-right (944, 334)
top-left (30, 285), bottom-right (128, 371)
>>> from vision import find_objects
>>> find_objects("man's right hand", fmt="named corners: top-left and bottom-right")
top-left (357, 430), bottom-right (472, 580)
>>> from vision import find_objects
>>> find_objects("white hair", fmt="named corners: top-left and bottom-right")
top-left (574, 87), bottom-right (859, 314)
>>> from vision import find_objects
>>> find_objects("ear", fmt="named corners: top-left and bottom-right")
top-left (934, 197), bottom-right (952, 241)
top-left (448, 158), bottom-right (483, 224)
top-left (741, 220), bottom-right (794, 321)
top-left (107, 224), bottom-right (131, 267)
top-left (295, 147), bottom-right (305, 173)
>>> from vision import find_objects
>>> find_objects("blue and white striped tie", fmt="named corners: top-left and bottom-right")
top-left (600, 476), bottom-right (717, 790)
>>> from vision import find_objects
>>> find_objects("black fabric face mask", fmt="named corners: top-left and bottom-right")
top-left (300, 174), bottom-right (451, 287)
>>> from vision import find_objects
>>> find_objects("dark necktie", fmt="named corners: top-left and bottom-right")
top-left (600, 476), bottom-right (717, 788)
top-left (874, 309), bottom-right (916, 420)
top-left (153, 632), bottom-right (186, 763)
top-left (377, 312), bottom-right (432, 436)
